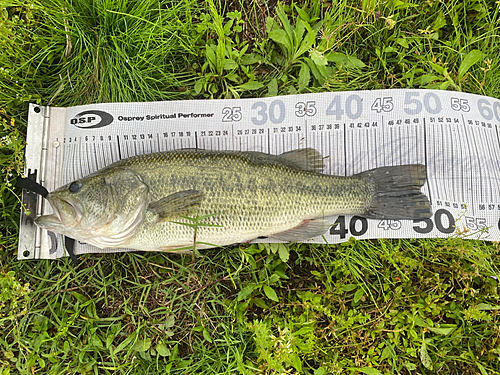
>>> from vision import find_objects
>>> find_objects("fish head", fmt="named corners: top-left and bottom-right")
top-left (35, 168), bottom-right (149, 247)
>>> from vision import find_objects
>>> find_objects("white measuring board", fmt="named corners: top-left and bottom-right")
top-left (18, 89), bottom-right (500, 259)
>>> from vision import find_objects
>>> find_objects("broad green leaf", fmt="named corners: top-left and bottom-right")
top-left (404, 362), bottom-right (417, 371)
top-left (295, 30), bottom-right (316, 59)
top-left (290, 352), bottom-right (302, 372)
top-left (276, 3), bottom-right (294, 41)
top-left (438, 81), bottom-right (451, 90)
top-left (393, 0), bottom-right (414, 9)
top-left (202, 329), bottom-right (212, 343)
top-left (252, 298), bottom-right (269, 309)
top-left (223, 59), bottom-right (238, 70)
top-left (294, 325), bottom-right (314, 335)
top-left (268, 243), bottom-right (279, 254)
top-left (156, 343), bottom-right (170, 357)
top-left (263, 285), bottom-right (279, 302)
top-left (347, 55), bottom-right (366, 69)
top-left (309, 49), bottom-right (328, 66)
top-left (239, 80), bottom-right (264, 91)
top-left (72, 292), bottom-right (89, 303)
top-left (269, 273), bottom-right (280, 283)
top-left (353, 288), bottom-right (364, 303)
top-left (225, 72), bottom-right (239, 83)
top-left (294, 18), bottom-right (306, 47)
top-left (114, 331), bottom-right (137, 355)
top-left (414, 315), bottom-right (426, 327)
top-left (325, 52), bottom-right (365, 69)
top-left (240, 53), bottom-right (261, 65)
top-left (314, 367), bottom-right (326, 375)
top-left (165, 315), bottom-right (175, 328)
top-left (305, 57), bottom-right (327, 85)
top-left (267, 77), bottom-right (278, 96)
top-left (478, 303), bottom-right (500, 310)
top-left (356, 367), bottom-right (383, 375)
top-left (269, 28), bottom-right (291, 51)
top-left (458, 50), bottom-right (484, 79)
top-left (433, 11), bottom-right (447, 30)
top-left (427, 325), bottom-right (456, 335)
top-left (223, 19), bottom-right (233, 35)
top-left (265, 16), bottom-right (275, 33)
top-left (380, 345), bottom-right (393, 361)
top-left (63, 340), bottom-right (71, 354)
top-left (396, 37), bottom-right (409, 48)
top-left (278, 243), bottom-right (290, 262)
top-left (91, 334), bottom-right (103, 349)
top-left (238, 284), bottom-right (256, 301)
top-left (132, 337), bottom-right (151, 352)
top-left (419, 342), bottom-right (433, 370)
top-left (171, 344), bottom-right (179, 360)
top-left (295, 5), bottom-right (310, 22)
top-left (429, 62), bottom-right (446, 75)
top-left (413, 74), bottom-right (440, 85)
top-left (342, 284), bottom-right (358, 292)
top-left (205, 45), bottom-right (217, 68)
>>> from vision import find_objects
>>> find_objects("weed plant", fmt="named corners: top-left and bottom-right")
top-left (1, 0), bottom-right (500, 374)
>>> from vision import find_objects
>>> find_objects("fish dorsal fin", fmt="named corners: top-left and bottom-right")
top-left (276, 148), bottom-right (324, 173)
top-left (271, 219), bottom-right (330, 242)
top-left (148, 189), bottom-right (205, 221)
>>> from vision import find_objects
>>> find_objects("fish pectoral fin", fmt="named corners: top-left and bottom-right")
top-left (148, 189), bottom-right (205, 221)
top-left (270, 219), bottom-right (330, 242)
top-left (277, 148), bottom-right (325, 173)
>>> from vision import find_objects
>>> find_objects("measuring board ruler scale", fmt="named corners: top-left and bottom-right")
top-left (18, 89), bottom-right (500, 260)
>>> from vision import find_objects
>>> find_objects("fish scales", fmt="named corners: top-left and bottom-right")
top-left (121, 151), bottom-right (372, 250)
top-left (35, 149), bottom-right (431, 252)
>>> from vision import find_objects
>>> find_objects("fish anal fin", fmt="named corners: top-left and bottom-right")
top-left (158, 245), bottom-right (194, 254)
top-left (148, 189), bottom-right (205, 222)
top-left (271, 219), bottom-right (330, 242)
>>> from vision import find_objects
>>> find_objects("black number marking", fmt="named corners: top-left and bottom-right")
top-left (434, 209), bottom-right (455, 233)
top-left (350, 216), bottom-right (368, 236)
top-left (330, 215), bottom-right (368, 238)
top-left (413, 218), bottom-right (433, 234)
top-left (330, 216), bottom-right (348, 239)
top-left (413, 209), bottom-right (455, 234)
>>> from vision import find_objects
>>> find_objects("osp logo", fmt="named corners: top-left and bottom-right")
top-left (70, 110), bottom-right (114, 129)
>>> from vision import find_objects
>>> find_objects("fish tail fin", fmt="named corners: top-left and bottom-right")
top-left (355, 164), bottom-right (431, 220)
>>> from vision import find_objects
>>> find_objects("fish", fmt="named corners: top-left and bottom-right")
top-left (35, 148), bottom-right (431, 252)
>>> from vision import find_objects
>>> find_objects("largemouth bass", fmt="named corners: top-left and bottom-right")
top-left (35, 148), bottom-right (431, 252)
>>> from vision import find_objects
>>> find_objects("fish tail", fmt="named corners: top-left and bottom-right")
top-left (355, 164), bottom-right (432, 220)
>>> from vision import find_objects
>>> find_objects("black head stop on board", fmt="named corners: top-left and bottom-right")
top-left (17, 177), bottom-right (80, 266)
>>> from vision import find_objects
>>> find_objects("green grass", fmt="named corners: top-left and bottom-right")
top-left (1, 0), bottom-right (500, 374)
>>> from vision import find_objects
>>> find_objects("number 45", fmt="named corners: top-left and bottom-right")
top-left (371, 97), bottom-right (394, 113)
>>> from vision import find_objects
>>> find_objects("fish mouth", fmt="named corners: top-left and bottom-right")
top-left (35, 194), bottom-right (83, 229)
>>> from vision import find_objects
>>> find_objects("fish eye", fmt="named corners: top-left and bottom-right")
top-left (69, 181), bottom-right (82, 193)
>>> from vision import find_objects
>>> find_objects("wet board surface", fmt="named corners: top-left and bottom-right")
top-left (18, 89), bottom-right (500, 259)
